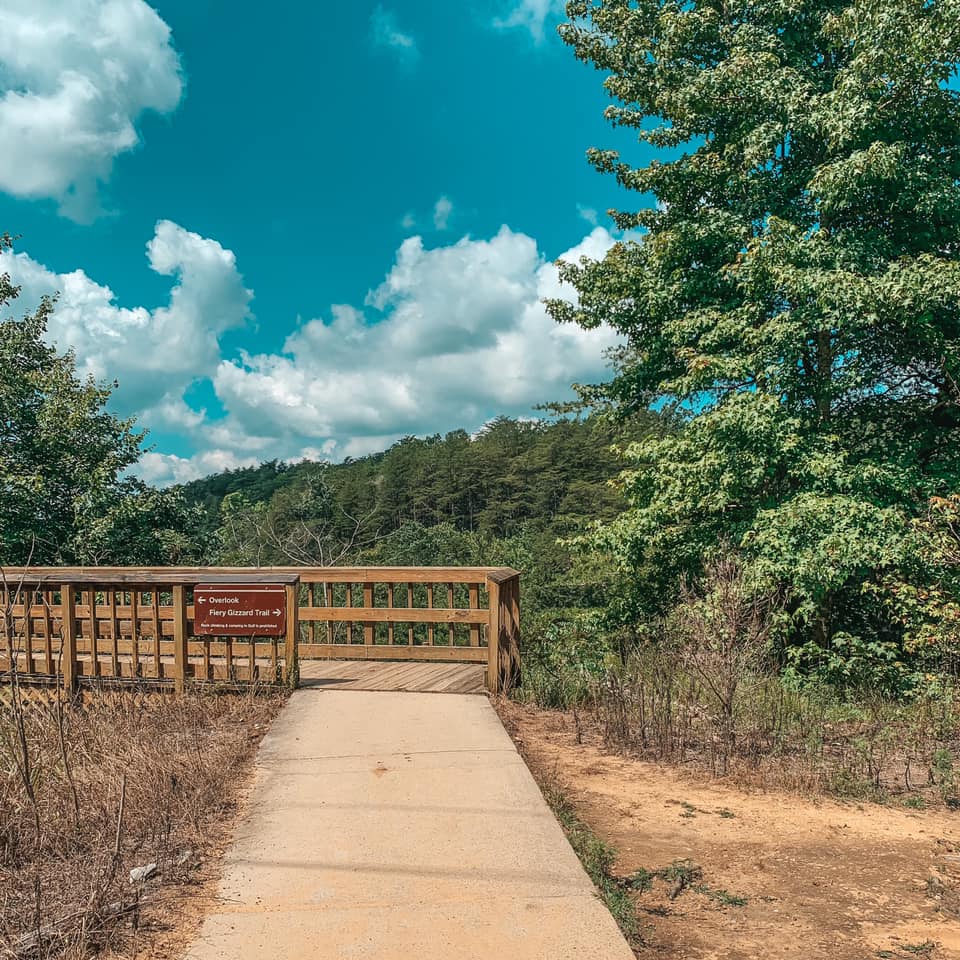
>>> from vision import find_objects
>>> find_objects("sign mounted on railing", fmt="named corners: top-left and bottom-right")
top-left (194, 584), bottom-right (286, 636)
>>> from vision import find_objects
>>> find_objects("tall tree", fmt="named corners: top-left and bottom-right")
top-left (0, 234), bottom-right (202, 565)
top-left (551, 0), bottom-right (960, 681)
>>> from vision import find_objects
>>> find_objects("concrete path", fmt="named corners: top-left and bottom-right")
top-left (185, 689), bottom-right (635, 960)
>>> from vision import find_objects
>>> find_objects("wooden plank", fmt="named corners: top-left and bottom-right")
top-left (300, 660), bottom-right (486, 694)
top-left (469, 584), bottom-right (481, 647)
top-left (43, 591), bottom-right (54, 675)
top-left (298, 643), bottom-right (487, 663)
top-left (299, 606), bottom-right (488, 624)
top-left (151, 590), bottom-right (161, 677)
top-left (407, 584), bottom-right (414, 647)
top-left (87, 589), bottom-right (100, 679)
top-left (363, 582), bottom-right (374, 646)
top-left (23, 588), bottom-right (34, 674)
top-left (387, 583), bottom-right (395, 645)
top-left (61, 585), bottom-right (77, 692)
top-left (131, 590), bottom-right (141, 678)
top-left (324, 581), bottom-right (334, 645)
top-left (285, 582), bottom-right (299, 688)
top-left (344, 581), bottom-right (352, 646)
top-left (173, 585), bottom-right (188, 694)
top-left (447, 583), bottom-right (455, 647)
top-left (108, 590), bottom-right (120, 676)
top-left (427, 583), bottom-right (434, 646)
top-left (0, 566), bottom-right (517, 585)
top-left (487, 578), bottom-right (501, 693)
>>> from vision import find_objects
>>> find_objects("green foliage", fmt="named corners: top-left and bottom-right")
top-left (187, 416), bottom-right (650, 614)
top-left (0, 238), bottom-right (205, 565)
top-left (543, 786), bottom-right (641, 944)
top-left (517, 609), bottom-right (617, 708)
top-left (551, 0), bottom-right (960, 690)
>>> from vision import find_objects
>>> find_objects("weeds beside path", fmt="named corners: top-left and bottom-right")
top-left (500, 699), bottom-right (960, 960)
top-left (0, 686), bottom-right (286, 959)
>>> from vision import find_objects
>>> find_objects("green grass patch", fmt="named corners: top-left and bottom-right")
top-left (543, 785), bottom-right (641, 946)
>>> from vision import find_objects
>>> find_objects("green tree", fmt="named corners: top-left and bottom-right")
top-left (551, 1), bottom-right (960, 684)
top-left (0, 234), bottom-right (203, 565)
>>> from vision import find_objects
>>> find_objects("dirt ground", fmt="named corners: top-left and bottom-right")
top-left (498, 700), bottom-right (960, 960)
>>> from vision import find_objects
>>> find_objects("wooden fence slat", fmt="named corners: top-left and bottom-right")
top-left (363, 582), bottom-right (374, 646)
top-left (61, 585), bottom-right (77, 692)
top-left (285, 583), bottom-right (299, 688)
top-left (486, 578), bottom-right (501, 693)
top-left (131, 590), bottom-right (140, 678)
top-left (23, 588), bottom-right (34, 672)
top-left (173, 585), bottom-right (188, 694)
top-left (427, 584), bottom-right (434, 646)
top-left (447, 583), bottom-right (455, 647)
top-left (387, 583), bottom-right (394, 645)
top-left (407, 583), bottom-right (414, 647)
top-left (469, 584), bottom-right (480, 647)
top-left (43, 590), bottom-right (54, 674)
top-left (151, 590), bottom-right (162, 677)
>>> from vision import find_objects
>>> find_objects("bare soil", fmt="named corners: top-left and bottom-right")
top-left (498, 700), bottom-right (960, 960)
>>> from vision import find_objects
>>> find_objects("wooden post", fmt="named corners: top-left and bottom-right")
top-left (285, 582), bottom-right (299, 689)
top-left (505, 576), bottom-right (521, 694)
top-left (61, 583), bottom-right (78, 694)
top-left (363, 582), bottom-right (374, 646)
top-left (173, 584), bottom-right (189, 694)
top-left (469, 584), bottom-right (480, 647)
top-left (486, 578), bottom-right (501, 694)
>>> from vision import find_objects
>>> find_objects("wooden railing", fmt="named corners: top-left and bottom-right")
top-left (0, 567), bottom-right (521, 693)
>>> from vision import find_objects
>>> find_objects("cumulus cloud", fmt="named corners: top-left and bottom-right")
top-left (0, 0), bottom-right (183, 219)
top-left (0, 220), bottom-right (252, 412)
top-left (370, 6), bottom-right (420, 64)
top-left (136, 449), bottom-right (262, 487)
top-left (2, 218), bottom-right (621, 486)
top-left (493, 0), bottom-right (565, 43)
top-left (207, 225), bottom-right (621, 480)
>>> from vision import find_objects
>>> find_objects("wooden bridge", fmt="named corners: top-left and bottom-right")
top-left (0, 566), bottom-right (521, 694)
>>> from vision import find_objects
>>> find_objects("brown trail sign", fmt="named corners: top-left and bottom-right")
top-left (194, 584), bottom-right (287, 636)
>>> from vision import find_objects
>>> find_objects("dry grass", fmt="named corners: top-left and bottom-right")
top-left (0, 682), bottom-right (286, 959)
top-left (586, 649), bottom-right (960, 804)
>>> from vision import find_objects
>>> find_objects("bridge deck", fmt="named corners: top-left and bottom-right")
top-left (300, 659), bottom-right (485, 694)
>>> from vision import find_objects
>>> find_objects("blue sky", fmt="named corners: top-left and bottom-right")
top-left (0, 0), bottom-right (646, 484)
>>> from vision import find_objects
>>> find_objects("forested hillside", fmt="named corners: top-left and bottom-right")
top-left (178, 413), bottom-right (662, 613)
top-left (181, 415), bottom-right (654, 539)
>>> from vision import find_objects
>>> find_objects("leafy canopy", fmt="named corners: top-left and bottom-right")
top-left (0, 234), bottom-right (205, 565)
top-left (551, 0), bottom-right (960, 685)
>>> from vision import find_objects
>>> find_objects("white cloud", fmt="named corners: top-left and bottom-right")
top-left (493, 0), bottom-right (565, 43)
top-left (370, 6), bottom-right (420, 64)
top-left (0, 220), bottom-right (252, 412)
top-left (0, 0), bottom-right (183, 219)
top-left (576, 203), bottom-right (599, 226)
top-left (433, 196), bottom-right (453, 230)
top-left (135, 449), bottom-right (262, 487)
top-left (2, 219), bottom-right (622, 487)
top-left (207, 225), bottom-right (621, 481)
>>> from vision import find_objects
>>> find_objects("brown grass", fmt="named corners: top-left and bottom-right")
top-left (0, 683), bottom-right (286, 959)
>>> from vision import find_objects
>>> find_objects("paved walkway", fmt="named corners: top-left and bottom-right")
top-left (185, 689), bottom-right (635, 960)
